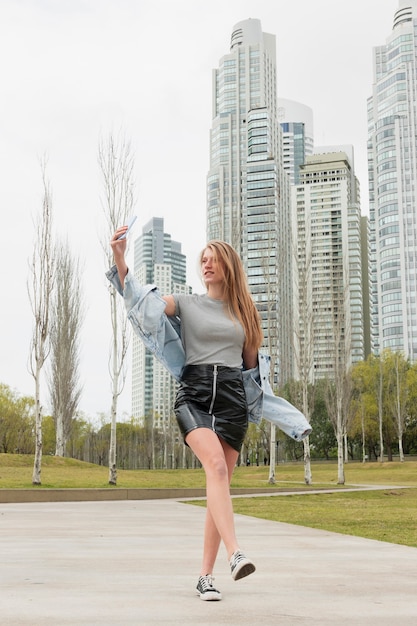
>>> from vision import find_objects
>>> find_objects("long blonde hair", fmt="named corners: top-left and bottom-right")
top-left (200, 240), bottom-right (263, 352)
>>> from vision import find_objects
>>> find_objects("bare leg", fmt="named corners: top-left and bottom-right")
top-left (185, 428), bottom-right (240, 574)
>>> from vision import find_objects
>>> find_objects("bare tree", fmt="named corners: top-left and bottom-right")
top-left (376, 354), bottom-right (385, 463)
top-left (386, 350), bottom-right (408, 463)
top-left (350, 360), bottom-right (371, 463)
top-left (292, 232), bottom-right (314, 484)
top-left (261, 252), bottom-right (278, 483)
top-left (99, 131), bottom-right (135, 485)
top-left (27, 162), bottom-right (55, 485)
top-left (257, 224), bottom-right (281, 483)
top-left (48, 241), bottom-right (84, 456)
top-left (323, 266), bottom-right (353, 485)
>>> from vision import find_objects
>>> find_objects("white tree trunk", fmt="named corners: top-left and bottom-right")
top-left (55, 410), bottom-right (65, 457)
top-left (398, 430), bottom-right (405, 462)
top-left (108, 386), bottom-right (118, 484)
top-left (394, 359), bottom-right (405, 463)
top-left (28, 163), bottom-right (55, 486)
top-left (378, 406), bottom-right (384, 462)
top-left (378, 363), bottom-right (384, 463)
top-left (303, 436), bottom-right (312, 485)
top-left (302, 383), bottom-right (312, 484)
top-left (151, 418), bottom-right (155, 470)
top-left (361, 403), bottom-right (366, 462)
top-left (108, 289), bottom-right (118, 485)
top-left (32, 370), bottom-right (42, 485)
top-left (109, 406), bottom-right (117, 485)
top-left (344, 431), bottom-right (349, 463)
top-left (171, 424), bottom-right (176, 470)
top-left (163, 419), bottom-right (168, 469)
top-left (337, 430), bottom-right (345, 484)
top-left (268, 423), bottom-right (276, 484)
top-left (337, 396), bottom-right (345, 484)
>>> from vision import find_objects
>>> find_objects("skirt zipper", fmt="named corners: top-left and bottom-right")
top-left (208, 365), bottom-right (218, 430)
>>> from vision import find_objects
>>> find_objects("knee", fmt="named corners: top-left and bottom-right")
top-left (205, 455), bottom-right (228, 481)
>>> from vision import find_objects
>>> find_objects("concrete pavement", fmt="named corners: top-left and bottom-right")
top-left (1, 496), bottom-right (416, 625)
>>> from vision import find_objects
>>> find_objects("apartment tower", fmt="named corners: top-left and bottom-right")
top-left (368, 0), bottom-right (417, 359)
top-left (293, 150), bottom-right (365, 379)
top-left (131, 217), bottom-right (190, 426)
top-left (207, 18), bottom-right (292, 385)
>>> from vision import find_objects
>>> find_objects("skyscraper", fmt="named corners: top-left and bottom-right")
top-left (293, 149), bottom-right (365, 379)
top-left (278, 98), bottom-right (314, 185)
top-left (368, 0), bottom-right (417, 359)
top-left (131, 217), bottom-right (190, 426)
top-left (206, 18), bottom-right (292, 385)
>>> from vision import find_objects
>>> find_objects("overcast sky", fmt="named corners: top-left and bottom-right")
top-left (0, 0), bottom-right (399, 420)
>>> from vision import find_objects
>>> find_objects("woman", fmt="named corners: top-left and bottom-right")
top-left (110, 228), bottom-right (263, 602)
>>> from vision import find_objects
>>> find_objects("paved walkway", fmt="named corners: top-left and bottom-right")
top-left (1, 497), bottom-right (416, 625)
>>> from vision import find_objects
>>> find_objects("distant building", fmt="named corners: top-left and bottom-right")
top-left (278, 98), bottom-right (314, 185)
top-left (292, 150), bottom-right (367, 378)
top-left (206, 18), bottom-right (293, 385)
top-left (132, 217), bottom-right (190, 427)
top-left (368, 0), bottom-right (417, 359)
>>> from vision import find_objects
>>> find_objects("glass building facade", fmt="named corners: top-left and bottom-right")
top-left (131, 218), bottom-right (190, 425)
top-left (277, 98), bottom-right (314, 185)
top-left (368, 0), bottom-right (417, 359)
top-left (206, 18), bottom-right (293, 385)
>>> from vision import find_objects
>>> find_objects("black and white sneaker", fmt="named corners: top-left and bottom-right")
top-left (196, 574), bottom-right (222, 601)
top-left (229, 550), bottom-right (256, 581)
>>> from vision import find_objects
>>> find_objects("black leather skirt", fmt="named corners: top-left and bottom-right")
top-left (174, 364), bottom-right (248, 452)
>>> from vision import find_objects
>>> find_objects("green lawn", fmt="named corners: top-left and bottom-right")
top-left (1, 454), bottom-right (416, 548)
top-left (228, 488), bottom-right (417, 548)
top-left (2, 453), bottom-right (416, 489)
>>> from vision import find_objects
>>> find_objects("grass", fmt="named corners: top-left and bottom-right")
top-left (0, 454), bottom-right (207, 489)
top-left (1, 454), bottom-right (416, 547)
top-left (229, 488), bottom-right (417, 548)
top-left (1, 453), bottom-right (416, 489)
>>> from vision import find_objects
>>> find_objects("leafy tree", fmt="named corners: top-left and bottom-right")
top-left (405, 363), bottom-right (417, 454)
top-left (350, 359), bottom-right (378, 461)
top-left (66, 414), bottom-right (94, 461)
top-left (0, 384), bottom-right (35, 454)
top-left (308, 380), bottom-right (336, 459)
top-left (243, 422), bottom-right (262, 466)
top-left (42, 415), bottom-right (57, 455)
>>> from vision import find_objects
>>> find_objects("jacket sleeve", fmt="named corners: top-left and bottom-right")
top-left (106, 265), bottom-right (185, 381)
top-left (261, 376), bottom-right (312, 441)
top-left (106, 265), bottom-right (166, 332)
top-left (243, 355), bottom-right (312, 441)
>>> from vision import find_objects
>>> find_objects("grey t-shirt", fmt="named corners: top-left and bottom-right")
top-left (173, 293), bottom-right (245, 367)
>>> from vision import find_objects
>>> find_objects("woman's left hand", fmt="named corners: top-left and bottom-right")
top-left (110, 227), bottom-right (128, 255)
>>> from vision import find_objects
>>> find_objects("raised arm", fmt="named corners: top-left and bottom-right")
top-left (110, 227), bottom-right (177, 319)
top-left (110, 226), bottom-right (129, 289)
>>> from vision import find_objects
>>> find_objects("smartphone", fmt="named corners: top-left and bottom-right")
top-left (118, 215), bottom-right (137, 240)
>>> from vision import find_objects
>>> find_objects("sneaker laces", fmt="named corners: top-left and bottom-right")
top-left (231, 550), bottom-right (245, 565)
top-left (199, 574), bottom-right (216, 590)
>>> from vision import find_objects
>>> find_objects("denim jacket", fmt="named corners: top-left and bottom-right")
top-left (106, 266), bottom-right (312, 442)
